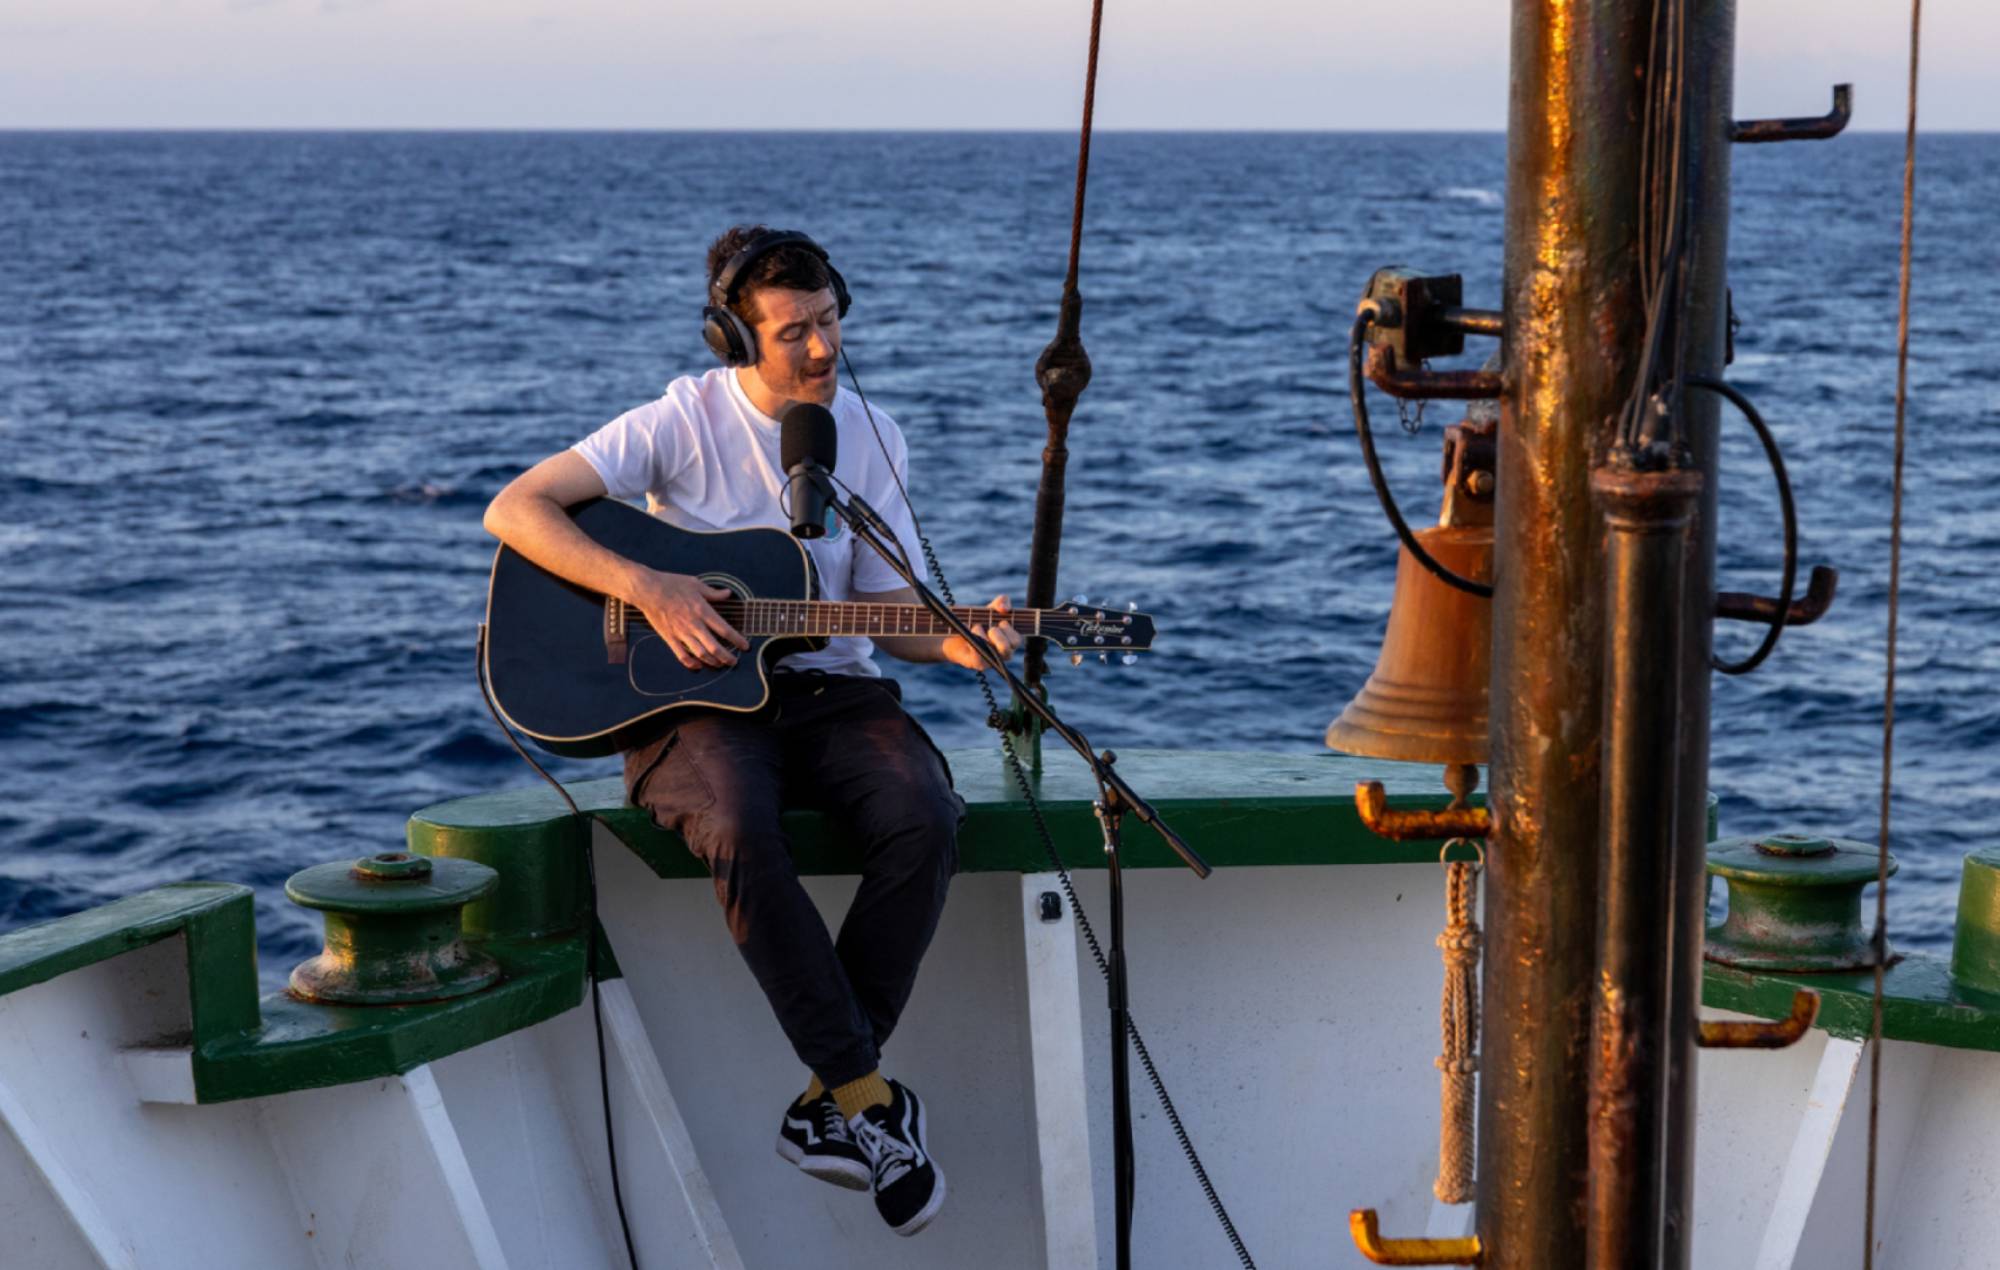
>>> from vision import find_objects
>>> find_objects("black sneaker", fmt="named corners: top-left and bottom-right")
top-left (776, 1092), bottom-right (872, 1191)
top-left (849, 1079), bottom-right (946, 1236)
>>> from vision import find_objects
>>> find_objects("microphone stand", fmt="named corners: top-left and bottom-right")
top-left (812, 475), bottom-right (1208, 1270)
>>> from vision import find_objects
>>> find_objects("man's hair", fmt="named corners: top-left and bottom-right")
top-left (705, 225), bottom-right (834, 324)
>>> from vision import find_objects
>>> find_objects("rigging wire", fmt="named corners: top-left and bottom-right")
top-left (1023, 0), bottom-right (1108, 693)
top-left (1866, 1), bottom-right (1924, 1264)
top-left (1619, 0), bottom-right (1696, 456)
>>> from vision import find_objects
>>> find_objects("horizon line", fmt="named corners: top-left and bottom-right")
top-left (4, 125), bottom-right (1990, 136)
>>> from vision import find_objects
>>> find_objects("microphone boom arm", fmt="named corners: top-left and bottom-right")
top-left (822, 477), bottom-right (1210, 879)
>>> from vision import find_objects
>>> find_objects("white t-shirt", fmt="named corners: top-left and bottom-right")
top-left (571, 368), bottom-right (927, 678)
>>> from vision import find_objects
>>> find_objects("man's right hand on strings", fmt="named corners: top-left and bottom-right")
top-left (632, 570), bottom-right (749, 670)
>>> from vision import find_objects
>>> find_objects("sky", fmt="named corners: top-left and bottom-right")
top-left (0, 0), bottom-right (1987, 132)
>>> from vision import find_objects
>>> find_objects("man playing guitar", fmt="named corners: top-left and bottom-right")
top-left (483, 225), bottom-right (1020, 1238)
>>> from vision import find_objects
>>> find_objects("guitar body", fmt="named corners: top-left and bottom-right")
top-left (483, 499), bottom-right (822, 757)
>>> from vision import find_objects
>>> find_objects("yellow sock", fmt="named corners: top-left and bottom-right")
top-left (803, 1074), bottom-right (825, 1102)
top-left (831, 1071), bottom-right (892, 1122)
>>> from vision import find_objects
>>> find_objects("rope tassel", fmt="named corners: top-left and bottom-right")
top-left (1434, 848), bottom-right (1481, 1203)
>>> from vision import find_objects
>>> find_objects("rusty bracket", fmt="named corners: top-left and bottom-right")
top-left (1732, 84), bottom-right (1852, 144)
top-left (1716, 565), bottom-right (1838, 627)
top-left (1356, 781), bottom-right (1492, 842)
top-left (1365, 346), bottom-right (1505, 401)
top-left (1350, 1210), bottom-right (1483, 1266)
top-left (1697, 988), bottom-right (1820, 1049)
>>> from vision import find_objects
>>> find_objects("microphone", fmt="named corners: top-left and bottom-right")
top-left (779, 402), bottom-right (839, 539)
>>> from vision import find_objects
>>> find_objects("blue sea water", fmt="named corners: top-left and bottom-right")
top-left (0, 131), bottom-right (1994, 978)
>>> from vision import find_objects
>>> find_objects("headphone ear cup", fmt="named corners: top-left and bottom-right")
top-left (827, 264), bottom-right (853, 319)
top-left (701, 305), bottom-right (757, 366)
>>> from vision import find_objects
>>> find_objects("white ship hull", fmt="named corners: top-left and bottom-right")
top-left (5, 777), bottom-right (1996, 1270)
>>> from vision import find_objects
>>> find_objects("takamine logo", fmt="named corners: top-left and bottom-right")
top-left (1074, 619), bottom-right (1121, 637)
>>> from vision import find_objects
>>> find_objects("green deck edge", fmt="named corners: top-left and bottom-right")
top-left (0, 882), bottom-right (261, 1048)
top-left (6, 748), bottom-right (1969, 1106)
top-left (1702, 952), bottom-right (2000, 1053)
top-left (0, 878), bottom-right (591, 1104)
top-left (408, 749), bottom-right (1496, 878)
top-left (194, 937), bottom-right (587, 1102)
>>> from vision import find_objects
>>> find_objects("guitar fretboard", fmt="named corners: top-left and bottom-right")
top-left (619, 599), bottom-right (1038, 639)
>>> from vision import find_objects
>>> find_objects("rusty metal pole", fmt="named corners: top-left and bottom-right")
top-left (1586, 464), bottom-right (1702, 1270)
top-left (1479, 3), bottom-right (1646, 1266)
top-left (1483, 1), bottom-right (1735, 1265)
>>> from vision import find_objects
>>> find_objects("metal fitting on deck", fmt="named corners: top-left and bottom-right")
top-left (286, 852), bottom-right (501, 1005)
top-left (1705, 833), bottom-right (1896, 973)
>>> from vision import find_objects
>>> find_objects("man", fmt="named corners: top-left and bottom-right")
top-left (483, 226), bottom-right (1020, 1238)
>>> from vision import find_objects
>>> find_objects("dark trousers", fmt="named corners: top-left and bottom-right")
top-left (623, 672), bottom-right (963, 1089)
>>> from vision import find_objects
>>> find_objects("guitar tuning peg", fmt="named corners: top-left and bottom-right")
top-left (1098, 652), bottom-right (1109, 665)
top-left (1121, 653), bottom-right (1138, 666)
top-left (1071, 593), bottom-right (1088, 605)
top-left (1070, 652), bottom-right (1084, 668)
top-left (1127, 601), bottom-right (1138, 613)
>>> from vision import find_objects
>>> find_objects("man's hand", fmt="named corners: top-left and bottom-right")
top-left (632, 570), bottom-right (749, 670)
top-left (941, 594), bottom-right (1023, 671)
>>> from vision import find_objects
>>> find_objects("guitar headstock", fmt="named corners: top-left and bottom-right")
top-left (1040, 595), bottom-right (1157, 666)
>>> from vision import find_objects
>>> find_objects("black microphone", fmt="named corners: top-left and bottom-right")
top-left (779, 402), bottom-right (839, 539)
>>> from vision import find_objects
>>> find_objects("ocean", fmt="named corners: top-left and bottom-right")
top-left (1, 130), bottom-right (1994, 976)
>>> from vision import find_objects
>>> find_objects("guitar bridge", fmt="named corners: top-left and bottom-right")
top-left (604, 597), bottom-right (628, 665)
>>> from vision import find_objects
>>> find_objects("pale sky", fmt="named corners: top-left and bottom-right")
top-left (0, 0), bottom-right (1987, 132)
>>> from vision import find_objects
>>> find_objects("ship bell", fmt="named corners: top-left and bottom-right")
top-left (1326, 416), bottom-right (1494, 766)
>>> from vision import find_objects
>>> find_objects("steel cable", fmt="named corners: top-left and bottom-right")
top-left (1865, 1), bottom-right (1923, 1264)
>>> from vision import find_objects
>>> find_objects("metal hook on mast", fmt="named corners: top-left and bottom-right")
top-left (1349, 1210), bottom-right (1483, 1265)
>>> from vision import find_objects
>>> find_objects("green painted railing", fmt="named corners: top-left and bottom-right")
top-left (2, 748), bottom-right (1991, 1103)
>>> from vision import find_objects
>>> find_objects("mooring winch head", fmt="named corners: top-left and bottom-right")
top-left (1705, 832), bottom-right (1897, 973)
top-left (285, 851), bottom-right (501, 1006)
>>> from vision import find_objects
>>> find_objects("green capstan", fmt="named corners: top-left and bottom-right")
top-left (286, 852), bottom-right (502, 1005)
top-left (1705, 833), bottom-right (1895, 973)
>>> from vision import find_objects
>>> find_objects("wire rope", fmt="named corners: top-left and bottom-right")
top-left (1865, 2), bottom-right (1923, 1264)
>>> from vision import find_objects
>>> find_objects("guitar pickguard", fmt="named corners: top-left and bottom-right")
top-left (627, 634), bottom-right (752, 699)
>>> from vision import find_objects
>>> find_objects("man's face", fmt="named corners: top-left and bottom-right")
top-left (746, 286), bottom-right (841, 407)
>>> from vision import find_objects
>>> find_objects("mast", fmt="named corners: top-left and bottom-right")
top-left (1480, 3), bottom-right (1733, 1268)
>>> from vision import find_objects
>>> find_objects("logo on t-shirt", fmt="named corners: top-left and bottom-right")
top-left (820, 506), bottom-right (843, 541)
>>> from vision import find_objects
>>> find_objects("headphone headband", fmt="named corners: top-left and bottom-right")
top-left (709, 230), bottom-right (835, 311)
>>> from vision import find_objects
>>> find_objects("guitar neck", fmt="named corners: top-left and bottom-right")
top-left (622, 599), bottom-right (1036, 640)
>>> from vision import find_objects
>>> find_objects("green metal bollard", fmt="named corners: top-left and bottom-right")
top-left (286, 852), bottom-right (501, 1005)
top-left (1951, 847), bottom-right (2000, 999)
top-left (1705, 833), bottom-right (1895, 973)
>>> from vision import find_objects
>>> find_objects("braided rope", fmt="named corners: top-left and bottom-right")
top-left (1434, 851), bottom-right (1481, 1203)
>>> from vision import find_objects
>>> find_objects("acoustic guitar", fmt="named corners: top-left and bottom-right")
top-left (483, 498), bottom-right (1157, 756)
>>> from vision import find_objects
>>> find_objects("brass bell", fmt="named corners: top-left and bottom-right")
top-left (1326, 418), bottom-right (1494, 767)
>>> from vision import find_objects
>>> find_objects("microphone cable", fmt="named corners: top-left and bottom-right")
top-left (840, 351), bottom-right (1262, 1270)
top-left (474, 622), bottom-right (642, 1270)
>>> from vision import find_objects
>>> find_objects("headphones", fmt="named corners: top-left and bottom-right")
top-left (700, 229), bottom-right (852, 367)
